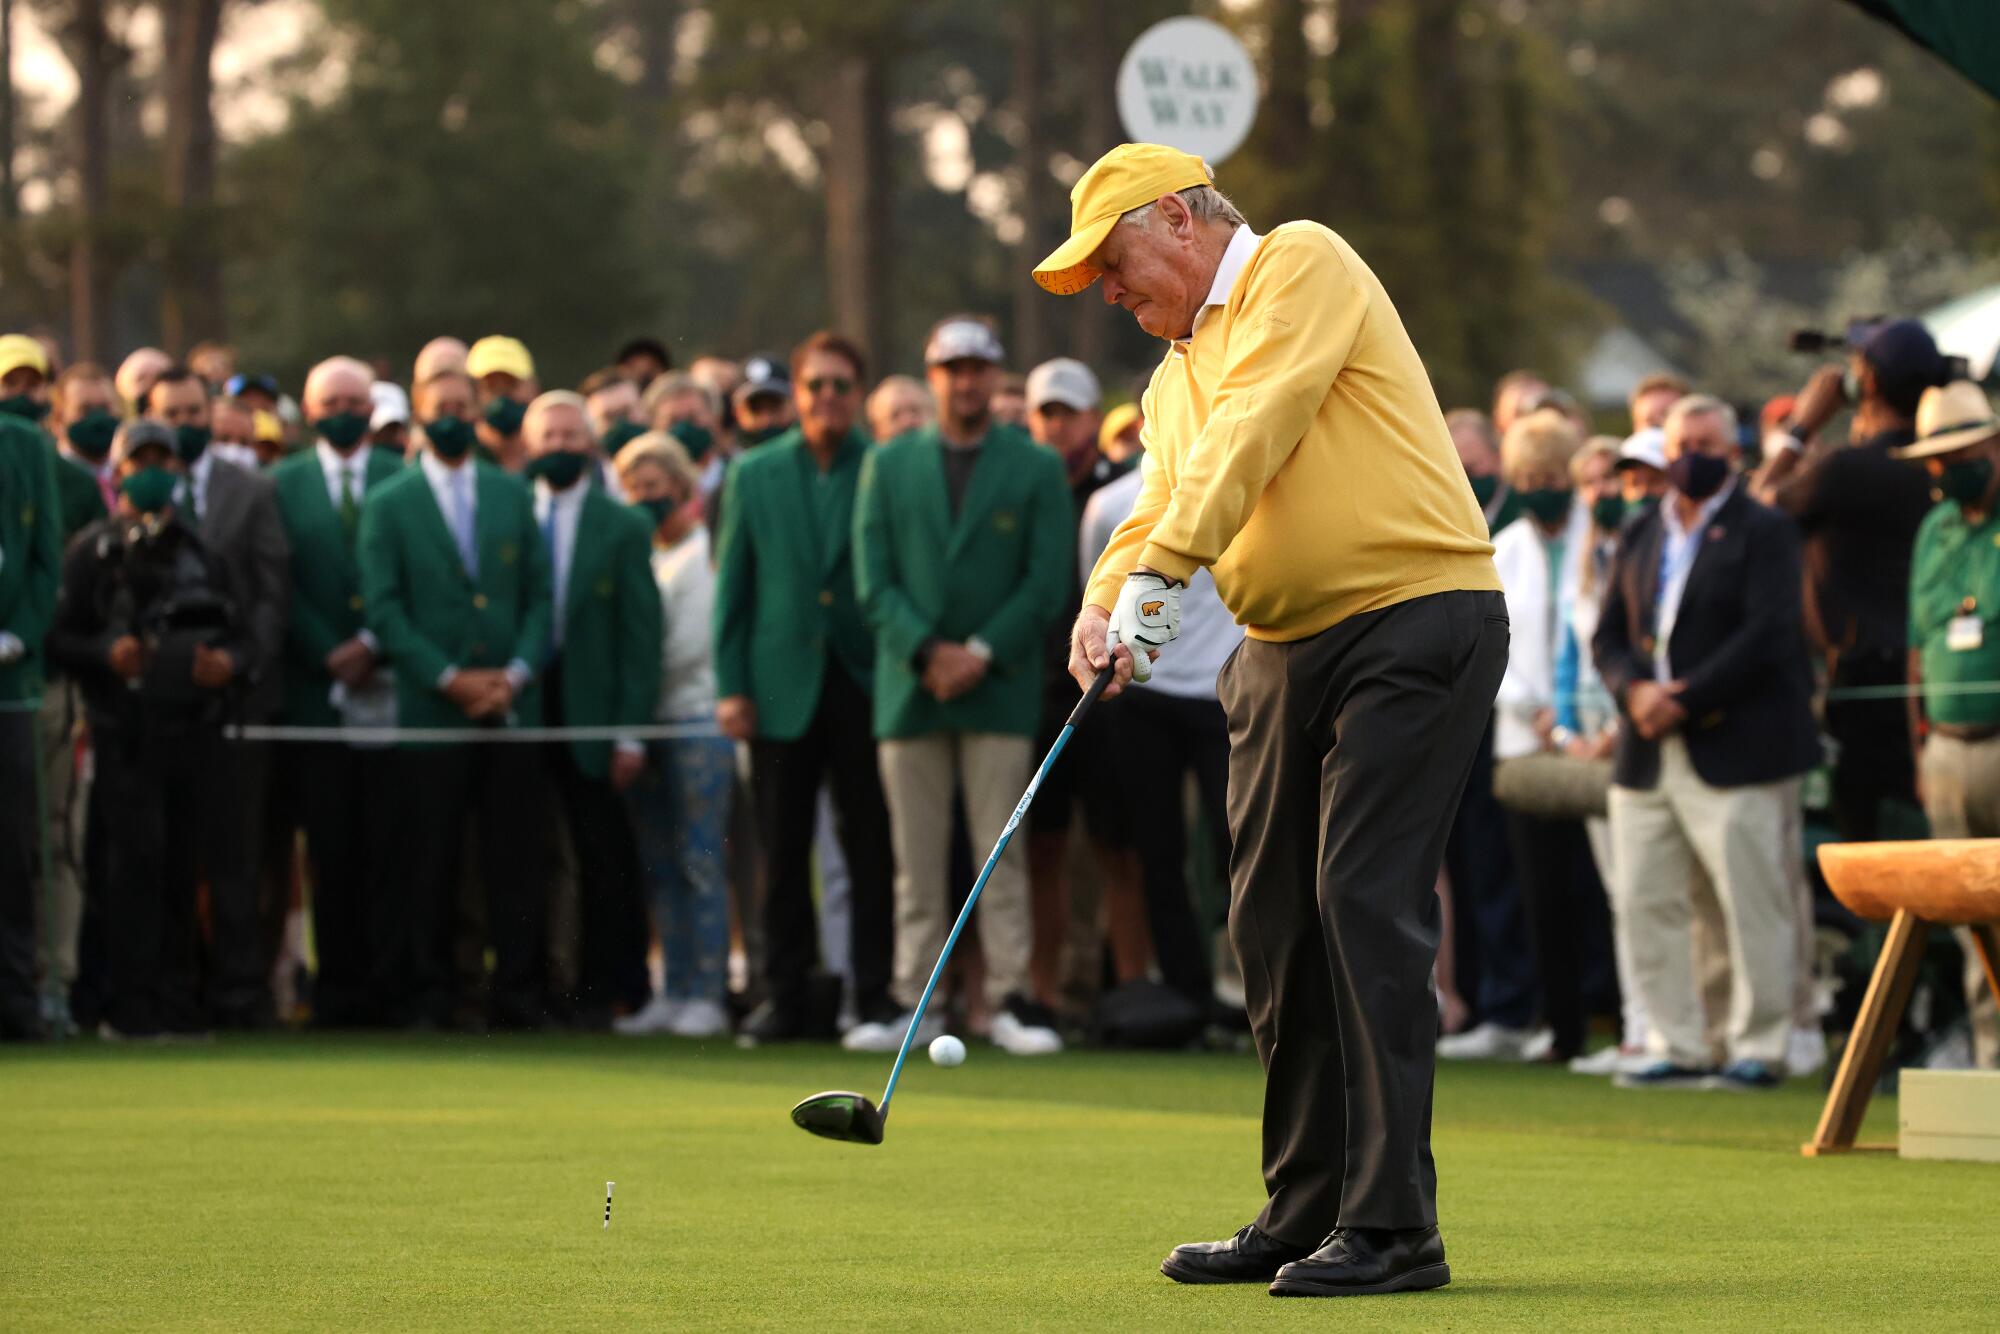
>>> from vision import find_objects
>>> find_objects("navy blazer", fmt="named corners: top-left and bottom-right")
top-left (1592, 485), bottom-right (1820, 790)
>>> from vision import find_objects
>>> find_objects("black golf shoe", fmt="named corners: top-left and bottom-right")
top-left (1269, 1225), bottom-right (1449, 1297)
top-left (1161, 1224), bottom-right (1313, 1284)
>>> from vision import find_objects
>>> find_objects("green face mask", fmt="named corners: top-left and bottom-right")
top-left (1518, 487), bottom-right (1572, 526)
top-left (637, 496), bottom-right (676, 528)
top-left (0, 393), bottom-right (48, 422)
top-left (174, 423), bottom-right (210, 465)
top-left (425, 415), bottom-right (475, 460)
top-left (1939, 458), bottom-right (1995, 509)
top-left (600, 420), bottom-right (647, 458)
top-left (1591, 495), bottom-right (1628, 531)
top-left (526, 450), bottom-right (587, 491)
top-left (1468, 474), bottom-right (1498, 508)
top-left (740, 423), bottom-right (786, 448)
top-left (315, 412), bottom-right (371, 451)
top-left (121, 465), bottom-right (179, 514)
top-left (66, 410), bottom-right (120, 461)
top-left (482, 397), bottom-right (527, 436)
top-left (669, 419), bottom-right (714, 461)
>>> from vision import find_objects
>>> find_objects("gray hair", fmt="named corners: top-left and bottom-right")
top-left (1664, 393), bottom-right (1740, 445)
top-left (641, 371), bottom-right (720, 427)
top-left (1119, 184), bottom-right (1247, 231)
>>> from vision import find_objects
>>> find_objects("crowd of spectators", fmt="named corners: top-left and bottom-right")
top-left (0, 313), bottom-right (1993, 1083)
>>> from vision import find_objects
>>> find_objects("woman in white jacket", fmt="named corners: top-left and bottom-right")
top-left (1490, 412), bottom-right (1616, 1065)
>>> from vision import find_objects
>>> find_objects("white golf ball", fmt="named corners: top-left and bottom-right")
top-left (929, 1034), bottom-right (967, 1067)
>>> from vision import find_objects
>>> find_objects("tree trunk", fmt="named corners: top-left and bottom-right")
top-left (0, 0), bottom-right (17, 223)
top-left (68, 0), bottom-right (111, 363)
top-left (822, 51), bottom-right (890, 371)
top-left (1009, 0), bottom-right (1051, 369)
top-left (1069, 0), bottom-right (1120, 377)
top-left (627, 0), bottom-right (676, 103)
top-left (160, 0), bottom-right (224, 352)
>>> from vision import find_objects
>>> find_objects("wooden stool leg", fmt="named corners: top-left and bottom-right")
top-left (1804, 909), bottom-right (1930, 1156)
top-left (1969, 923), bottom-right (2000, 1005)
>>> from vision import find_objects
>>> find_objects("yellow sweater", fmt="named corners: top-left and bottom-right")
top-left (1085, 221), bottom-right (1500, 642)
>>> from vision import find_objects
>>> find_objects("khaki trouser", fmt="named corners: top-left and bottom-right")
top-left (878, 732), bottom-right (1033, 1010)
top-left (1609, 736), bottom-right (1798, 1068)
top-left (33, 685), bottom-right (85, 992)
top-left (1917, 735), bottom-right (2000, 1069)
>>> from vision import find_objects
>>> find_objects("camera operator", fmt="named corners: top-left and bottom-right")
top-left (1751, 319), bottom-right (1946, 840)
top-left (46, 420), bottom-right (249, 1039)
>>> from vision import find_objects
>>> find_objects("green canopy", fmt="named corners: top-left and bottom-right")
top-left (1843, 1), bottom-right (2000, 100)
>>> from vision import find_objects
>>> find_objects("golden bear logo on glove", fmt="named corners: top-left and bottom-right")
top-left (1141, 600), bottom-right (1165, 617)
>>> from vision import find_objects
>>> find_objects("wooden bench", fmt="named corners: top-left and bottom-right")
top-left (1806, 840), bottom-right (2000, 1156)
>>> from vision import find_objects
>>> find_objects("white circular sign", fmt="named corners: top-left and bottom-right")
top-left (1116, 17), bottom-right (1260, 166)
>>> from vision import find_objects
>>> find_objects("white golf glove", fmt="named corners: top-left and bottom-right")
top-left (1107, 571), bottom-right (1181, 684)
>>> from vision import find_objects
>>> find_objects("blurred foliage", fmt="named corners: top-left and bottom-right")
top-left (0, 0), bottom-right (1995, 399)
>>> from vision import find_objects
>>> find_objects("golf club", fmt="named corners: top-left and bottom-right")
top-left (792, 662), bottom-right (1117, 1145)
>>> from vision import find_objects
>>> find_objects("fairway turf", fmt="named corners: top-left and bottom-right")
top-left (3, 1036), bottom-right (1994, 1331)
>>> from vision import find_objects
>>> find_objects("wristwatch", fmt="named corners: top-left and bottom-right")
top-left (1549, 724), bottom-right (1575, 749)
top-left (966, 635), bottom-right (994, 663)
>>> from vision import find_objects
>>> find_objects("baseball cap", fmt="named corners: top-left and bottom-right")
top-left (1025, 358), bottom-right (1101, 413)
top-left (252, 409), bottom-right (284, 447)
top-left (1099, 403), bottom-right (1142, 452)
top-left (1034, 143), bottom-right (1215, 295)
top-left (924, 318), bottom-right (1004, 367)
top-left (225, 372), bottom-right (281, 400)
top-left (370, 380), bottom-right (410, 431)
top-left (1615, 427), bottom-right (1668, 473)
top-left (733, 354), bottom-right (790, 404)
top-left (466, 335), bottom-right (536, 382)
top-left (0, 333), bottom-right (48, 380)
top-left (111, 418), bottom-right (176, 467)
top-left (1859, 319), bottom-right (1948, 412)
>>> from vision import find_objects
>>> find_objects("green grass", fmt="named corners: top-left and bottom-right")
top-left (1, 1036), bottom-right (1993, 1331)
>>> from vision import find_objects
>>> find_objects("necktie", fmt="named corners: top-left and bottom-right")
top-left (338, 464), bottom-right (359, 542)
top-left (541, 501), bottom-right (563, 651)
top-left (452, 469), bottom-right (478, 578)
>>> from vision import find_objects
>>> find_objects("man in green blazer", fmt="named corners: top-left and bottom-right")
top-left (853, 315), bottom-right (1072, 1056)
top-left (521, 390), bottom-right (661, 1026)
top-left (713, 331), bottom-right (896, 1045)
top-left (270, 356), bottom-right (408, 1026)
top-left (3, 342), bottom-right (105, 1035)
top-left (357, 366), bottom-right (555, 1030)
top-left (0, 409), bottom-right (64, 1041)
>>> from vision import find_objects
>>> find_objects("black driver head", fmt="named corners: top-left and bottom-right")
top-left (791, 1090), bottom-right (886, 1145)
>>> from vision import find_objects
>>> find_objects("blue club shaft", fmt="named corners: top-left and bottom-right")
top-left (877, 665), bottom-right (1115, 1115)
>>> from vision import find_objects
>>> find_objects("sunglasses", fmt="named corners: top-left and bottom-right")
top-left (805, 376), bottom-right (856, 396)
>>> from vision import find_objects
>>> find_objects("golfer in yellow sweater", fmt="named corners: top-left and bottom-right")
top-left (1042, 144), bottom-right (1507, 1298)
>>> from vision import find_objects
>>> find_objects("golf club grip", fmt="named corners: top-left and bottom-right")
top-left (1064, 663), bottom-right (1116, 730)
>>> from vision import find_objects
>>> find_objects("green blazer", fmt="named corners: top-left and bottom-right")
top-left (270, 446), bottom-right (406, 726)
top-left (51, 448), bottom-right (107, 539)
top-left (356, 459), bottom-right (553, 736)
top-left (853, 424), bottom-right (1072, 740)
top-left (549, 486), bottom-right (661, 778)
top-left (0, 418), bottom-right (64, 703)
top-left (712, 427), bottom-right (875, 742)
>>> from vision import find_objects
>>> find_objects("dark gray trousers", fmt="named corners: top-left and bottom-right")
top-left (1220, 589), bottom-right (1507, 1241)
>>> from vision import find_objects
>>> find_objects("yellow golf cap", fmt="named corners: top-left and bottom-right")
top-left (0, 333), bottom-right (49, 380)
top-left (1099, 402), bottom-right (1141, 451)
top-left (1033, 143), bottom-right (1215, 295)
top-left (466, 334), bottom-right (535, 382)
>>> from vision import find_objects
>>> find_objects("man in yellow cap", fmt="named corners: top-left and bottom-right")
top-left (465, 335), bottom-right (539, 472)
top-left (1046, 143), bottom-right (1506, 1298)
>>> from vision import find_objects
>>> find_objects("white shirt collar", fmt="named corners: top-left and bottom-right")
top-left (420, 447), bottom-right (470, 491)
top-left (316, 439), bottom-right (366, 476)
top-left (1188, 225), bottom-right (1263, 340)
top-left (189, 450), bottom-right (214, 489)
top-left (1662, 477), bottom-right (1735, 539)
top-left (534, 476), bottom-right (588, 518)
